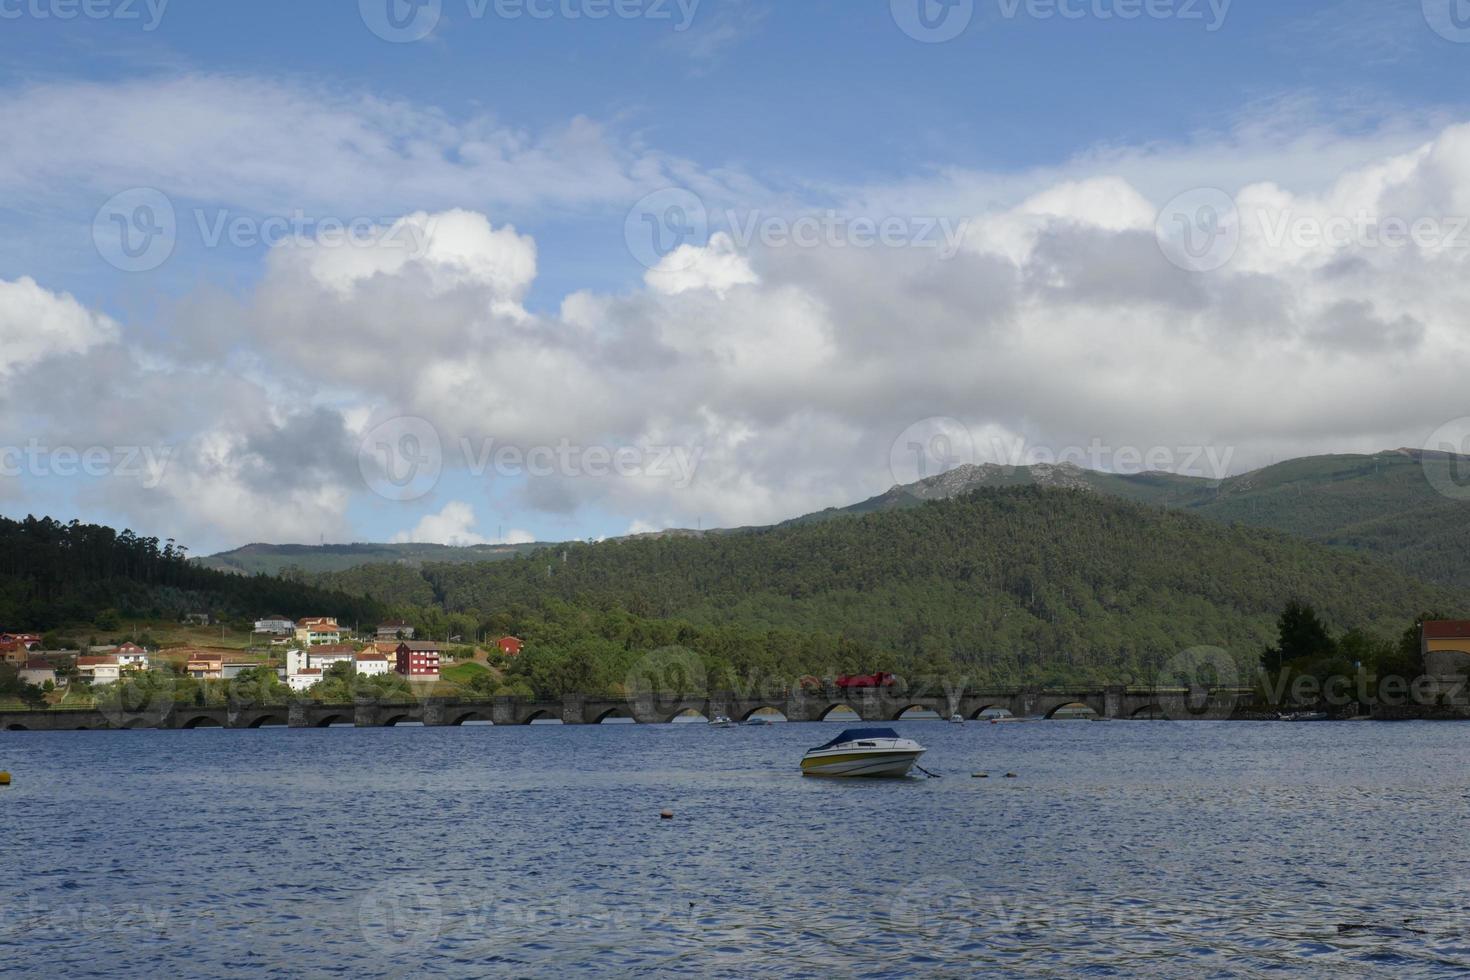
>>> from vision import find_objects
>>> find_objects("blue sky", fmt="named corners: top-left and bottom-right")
top-left (2, 0), bottom-right (1470, 553)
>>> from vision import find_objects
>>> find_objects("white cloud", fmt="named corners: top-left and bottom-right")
top-left (392, 501), bottom-right (532, 546)
top-left (12, 78), bottom-right (1470, 551)
top-left (645, 232), bottom-right (759, 297)
top-left (0, 277), bottom-right (118, 378)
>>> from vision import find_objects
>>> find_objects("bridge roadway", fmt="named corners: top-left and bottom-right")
top-left (0, 686), bottom-right (1247, 730)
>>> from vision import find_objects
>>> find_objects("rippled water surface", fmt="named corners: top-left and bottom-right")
top-left (5, 720), bottom-right (1470, 977)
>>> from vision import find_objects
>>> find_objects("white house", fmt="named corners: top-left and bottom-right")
top-left (114, 643), bottom-right (150, 671)
top-left (75, 655), bottom-right (122, 685)
top-left (287, 668), bottom-right (322, 692)
top-left (355, 652), bottom-right (391, 677)
top-left (309, 644), bottom-right (357, 670)
top-left (19, 658), bottom-right (57, 687)
top-left (295, 618), bottom-right (344, 646)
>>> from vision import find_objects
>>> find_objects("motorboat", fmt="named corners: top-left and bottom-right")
top-left (746, 714), bottom-right (776, 726)
top-left (710, 715), bottom-right (734, 728)
top-left (800, 728), bottom-right (926, 778)
top-left (949, 713), bottom-right (964, 725)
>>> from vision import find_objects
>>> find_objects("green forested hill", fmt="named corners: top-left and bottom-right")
top-left (820, 450), bottom-right (1470, 587)
top-left (0, 515), bottom-right (382, 630)
top-left (323, 487), bottom-right (1460, 685)
top-left (195, 541), bottom-right (548, 576)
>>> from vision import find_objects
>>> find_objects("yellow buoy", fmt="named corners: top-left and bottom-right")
top-left (0, 771), bottom-right (11, 786)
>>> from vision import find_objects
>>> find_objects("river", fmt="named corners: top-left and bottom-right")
top-left (3, 720), bottom-right (1469, 976)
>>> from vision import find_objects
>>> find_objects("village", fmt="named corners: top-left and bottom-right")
top-left (0, 619), bottom-right (526, 702)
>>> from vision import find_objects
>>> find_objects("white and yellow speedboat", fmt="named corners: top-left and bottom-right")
top-left (800, 728), bottom-right (926, 778)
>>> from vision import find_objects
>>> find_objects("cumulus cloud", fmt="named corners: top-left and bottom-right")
top-left (10, 75), bottom-right (1470, 551)
top-left (392, 501), bottom-right (532, 546)
top-left (0, 277), bottom-right (118, 378)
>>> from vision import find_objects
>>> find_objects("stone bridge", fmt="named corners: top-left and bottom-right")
top-left (0, 686), bottom-right (1248, 731)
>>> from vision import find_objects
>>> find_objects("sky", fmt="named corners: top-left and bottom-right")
top-left (3, 0), bottom-right (1470, 553)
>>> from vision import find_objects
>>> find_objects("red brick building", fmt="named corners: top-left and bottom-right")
top-left (497, 636), bottom-right (523, 657)
top-left (395, 641), bottom-right (441, 679)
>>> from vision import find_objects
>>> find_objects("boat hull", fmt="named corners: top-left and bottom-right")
top-left (800, 749), bottom-right (924, 778)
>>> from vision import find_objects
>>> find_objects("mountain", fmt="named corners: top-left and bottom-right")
top-left (811, 450), bottom-right (1470, 587)
top-left (321, 487), bottom-right (1459, 685)
top-left (195, 541), bottom-right (549, 576)
top-left (196, 448), bottom-right (1470, 588)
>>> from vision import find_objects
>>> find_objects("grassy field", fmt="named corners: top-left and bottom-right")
top-left (442, 661), bottom-right (496, 685)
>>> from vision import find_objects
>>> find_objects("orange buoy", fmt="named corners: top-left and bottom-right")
top-left (660, 809), bottom-right (674, 820)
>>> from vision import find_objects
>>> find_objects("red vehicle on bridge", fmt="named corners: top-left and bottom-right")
top-left (836, 671), bottom-right (899, 690)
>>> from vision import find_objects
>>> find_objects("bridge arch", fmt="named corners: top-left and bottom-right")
top-left (522, 709), bottom-right (561, 725)
top-left (248, 715), bottom-right (287, 729)
top-left (741, 706), bottom-right (787, 723)
top-left (1130, 703), bottom-right (1165, 720)
top-left (181, 715), bottom-right (222, 729)
top-left (381, 714), bottom-right (412, 727)
top-left (969, 704), bottom-right (1006, 720)
top-left (819, 704), bottom-right (861, 722)
top-left (450, 710), bottom-right (493, 726)
top-left (5, 723), bottom-right (27, 731)
top-left (316, 714), bottom-right (353, 727)
top-left (1043, 701), bottom-right (1101, 720)
top-left (667, 708), bottom-right (709, 724)
top-left (893, 704), bottom-right (943, 721)
top-left (594, 706), bottom-right (635, 724)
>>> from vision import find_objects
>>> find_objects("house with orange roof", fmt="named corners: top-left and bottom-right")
top-left (184, 651), bottom-right (224, 680)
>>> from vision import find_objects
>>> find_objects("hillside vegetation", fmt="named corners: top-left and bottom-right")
top-left (818, 450), bottom-right (1470, 587)
top-left (195, 541), bottom-right (546, 576)
top-left (0, 515), bottom-right (381, 630)
top-left (314, 487), bottom-right (1460, 685)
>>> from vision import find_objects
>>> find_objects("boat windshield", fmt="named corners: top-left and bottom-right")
top-left (812, 728), bottom-right (900, 750)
